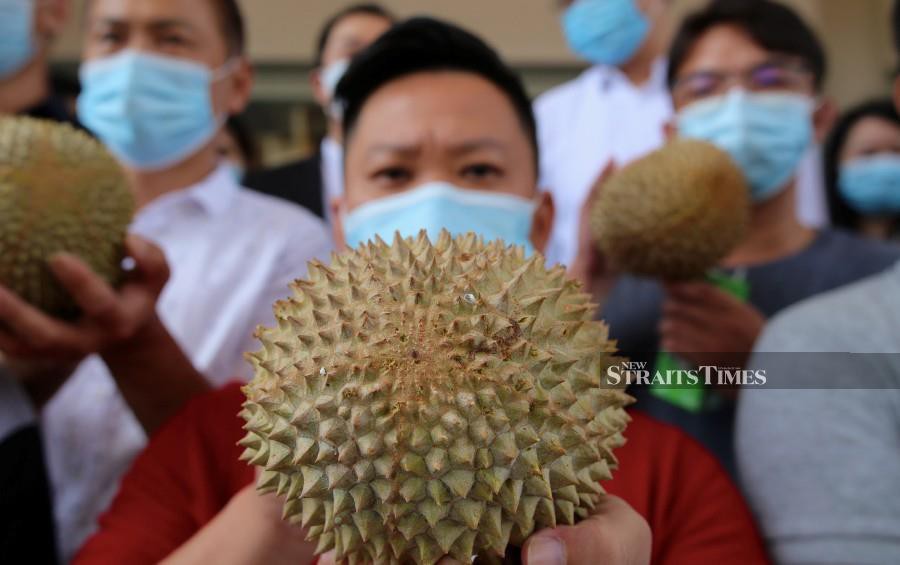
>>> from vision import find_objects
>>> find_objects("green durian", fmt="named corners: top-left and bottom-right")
top-left (240, 231), bottom-right (632, 565)
top-left (0, 116), bottom-right (134, 318)
top-left (591, 139), bottom-right (750, 280)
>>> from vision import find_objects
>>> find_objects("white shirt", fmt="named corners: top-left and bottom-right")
top-left (321, 136), bottom-right (344, 223)
top-left (42, 166), bottom-right (333, 560)
top-left (536, 61), bottom-right (829, 267)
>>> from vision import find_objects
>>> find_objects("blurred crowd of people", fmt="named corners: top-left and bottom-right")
top-left (1, 0), bottom-right (899, 563)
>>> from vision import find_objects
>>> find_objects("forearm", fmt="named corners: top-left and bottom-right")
top-left (101, 314), bottom-right (209, 434)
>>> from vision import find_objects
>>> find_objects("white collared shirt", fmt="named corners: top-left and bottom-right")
top-left (42, 166), bottom-right (333, 560)
top-left (321, 136), bottom-right (344, 223)
top-left (535, 61), bottom-right (829, 267)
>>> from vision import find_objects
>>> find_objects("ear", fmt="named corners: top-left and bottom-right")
top-left (529, 191), bottom-right (555, 255)
top-left (812, 96), bottom-right (838, 144)
top-left (226, 57), bottom-right (254, 115)
top-left (310, 68), bottom-right (329, 109)
top-left (35, 0), bottom-right (69, 40)
top-left (331, 196), bottom-right (348, 251)
top-left (663, 120), bottom-right (677, 142)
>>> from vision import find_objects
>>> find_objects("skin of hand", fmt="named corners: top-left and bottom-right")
top-left (162, 479), bottom-right (320, 565)
top-left (0, 235), bottom-right (168, 362)
top-left (0, 235), bottom-right (208, 431)
top-left (568, 161), bottom-right (618, 303)
top-left (433, 495), bottom-right (652, 565)
top-left (659, 281), bottom-right (766, 370)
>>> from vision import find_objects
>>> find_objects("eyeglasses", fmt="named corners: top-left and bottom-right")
top-left (671, 59), bottom-right (814, 107)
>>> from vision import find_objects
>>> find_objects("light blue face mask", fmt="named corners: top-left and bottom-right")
top-left (343, 182), bottom-right (538, 254)
top-left (0, 0), bottom-right (36, 79)
top-left (677, 89), bottom-right (814, 202)
top-left (838, 154), bottom-right (900, 215)
top-left (77, 50), bottom-right (235, 171)
top-left (561, 0), bottom-right (649, 66)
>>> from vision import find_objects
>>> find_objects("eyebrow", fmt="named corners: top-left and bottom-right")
top-left (94, 16), bottom-right (196, 33)
top-left (365, 138), bottom-right (507, 158)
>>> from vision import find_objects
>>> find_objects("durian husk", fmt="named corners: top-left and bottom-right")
top-left (590, 139), bottom-right (750, 280)
top-left (240, 231), bottom-right (633, 565)
top-left (0, 116), bottom-right (134, 318)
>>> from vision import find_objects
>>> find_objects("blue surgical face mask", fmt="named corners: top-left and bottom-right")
top-left (677, 89), bottom-right (814, 202)
top-left (838, 154), bottom-right (900, 215)
top-left (342, 182), bottom-right (538, 254)
top-left (320, 58), bottom-right (350, 120)
top-left (77, 50), bottom-right (235, 171)
top-left (561, 0), bottom-right (649, 66)
top-left (0, 0), bottom-right (36, 79)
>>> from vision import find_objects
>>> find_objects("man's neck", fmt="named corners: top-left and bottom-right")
top-left (0, 55), bottom-right (49, 114)
top-left (722, 183), bottom-right (816, 268)
top-left (326, 120), bottom-right (342, 146)
top-left (127, 146), bottom-right (220, 210)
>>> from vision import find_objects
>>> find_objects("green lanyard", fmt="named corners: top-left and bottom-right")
top-left (650, 269), bottom-right (750, 412)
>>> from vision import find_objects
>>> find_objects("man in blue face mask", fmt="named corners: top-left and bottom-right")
top-left (0, 1), bottom-right (76, 562)
top-left (591, 0), bottom-right (900, 471)
top-left (2, 0), bottom-right (332, 559)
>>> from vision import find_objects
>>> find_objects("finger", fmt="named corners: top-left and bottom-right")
top-left (0, 285), bottom-right (87, 355)
top-left (662, 281), bottom-right (711, 301)
top-left (660, 300), bottom-right (710, 328)
top-left (0, 326), bottom-right (34, 358)
top-left (48, 253), bottom-right (122, 324)
top-left (125, 235), bottom-right (170, 293)
top-left (530, 495), bottom-right (651, 565)
top-left (317, 550), bottom-right (336, 565)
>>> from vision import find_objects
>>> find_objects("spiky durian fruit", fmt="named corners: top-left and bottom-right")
top-left (591, 139), bottom-right (750, 280)
top-left (0, 116), bottom-right (133, 318)
top-left (240, 232), bottom-right (632, 565)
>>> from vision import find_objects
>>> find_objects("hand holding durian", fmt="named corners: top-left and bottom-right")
top-left (240, 232), bottom-right (637, 565)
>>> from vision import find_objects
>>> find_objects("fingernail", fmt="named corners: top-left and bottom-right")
top-left (526, 535), bottom-right (566, 565)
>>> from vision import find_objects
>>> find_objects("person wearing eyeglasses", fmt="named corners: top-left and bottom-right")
top-left (579, 0), bottom-right (900, 471)
top-left (538, 0), bottom-right (832, 270)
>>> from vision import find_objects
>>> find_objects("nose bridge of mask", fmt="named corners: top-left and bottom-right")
top-left (343, 182), bottom-right (538, 250)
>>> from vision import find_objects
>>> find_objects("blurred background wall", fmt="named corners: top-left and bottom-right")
top-left (50, 0), bottom-right (899, 165)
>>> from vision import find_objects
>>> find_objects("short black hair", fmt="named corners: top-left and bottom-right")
top-left (667, 0), bottom-right (827, 91)
top-left (824, 99), bottom-right (900, 228)
top-left (216, 0), bottom-right (246, 56)
top-left (335, 17), bottom-right (539, 175)
top-left (314, 3), bottom-right (396, 68)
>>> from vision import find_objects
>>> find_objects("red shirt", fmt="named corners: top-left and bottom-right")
top-left (75, 383), bottom-right (770, 564)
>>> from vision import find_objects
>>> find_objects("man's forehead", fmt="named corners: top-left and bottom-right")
top-left (680, 25), bottom-right (774, 73)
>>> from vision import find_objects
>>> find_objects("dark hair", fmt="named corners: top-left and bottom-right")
top-left (314, 3), bottom-right (395, 68)
top-left (335, 17), bottom-right (539, 174)
top-left (216, 0), bottom-right (246, 56)
top-left (824, 99), bottom-right (900, 229)
top-left (667, 0), bottom-right (827, 91)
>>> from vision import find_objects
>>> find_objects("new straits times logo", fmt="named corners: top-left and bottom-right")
top-left (608, 361), bottom-right (768, 387)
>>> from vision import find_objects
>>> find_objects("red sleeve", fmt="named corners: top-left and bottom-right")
top-left (74, 383), bottom-right (254, 565)
top-left (606, 411), bottom-right (771, 565)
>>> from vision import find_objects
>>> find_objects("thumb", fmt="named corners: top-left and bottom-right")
top-left (316, 550), bottom-right (336, 565)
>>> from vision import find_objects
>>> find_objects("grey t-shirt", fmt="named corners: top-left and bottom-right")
top-left (737, 262), bottom-right (900, 565)
top-left (599, 229), bottom-right (900, 469)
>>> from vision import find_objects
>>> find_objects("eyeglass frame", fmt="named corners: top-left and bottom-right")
top-left (670, 57), bottom-right (816, 108)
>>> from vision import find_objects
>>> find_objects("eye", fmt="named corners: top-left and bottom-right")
top-left (373, 166), bottom-right (412, 185)
top-left (159, 33), bottom-right (190, 47)
top-left (94, 29), bottom-right (124, 47)
top-left (461, 163), bottom-right (502, 181)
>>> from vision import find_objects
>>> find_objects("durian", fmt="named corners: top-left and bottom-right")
top-left (0, 116), bottom-right (133, 318)
top-left (590, 139), bottom-right (750, 280)
top-left (240, 231), bottom-right (632, 565)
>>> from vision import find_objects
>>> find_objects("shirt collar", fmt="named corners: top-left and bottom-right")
top-left (176, 164), bottom-right (240, 217)
top-left (593, 57), bottom-right (669, 94)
